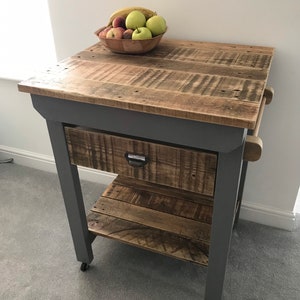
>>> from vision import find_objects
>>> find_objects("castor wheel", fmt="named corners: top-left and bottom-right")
top-left (80, 263), bottom-right (89, 272)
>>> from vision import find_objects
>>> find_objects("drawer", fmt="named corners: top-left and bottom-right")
top-left (65, 127), bottom-right (217, 196)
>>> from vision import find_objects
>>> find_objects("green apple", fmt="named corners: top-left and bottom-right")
top-left (125, 10), bottom-right (146, 29)
top-left (146, 15), bottom-right (167, 36)
top-left (132, 27), bottom-right (152, 40)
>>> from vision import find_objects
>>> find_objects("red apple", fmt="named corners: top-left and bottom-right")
top-left (106, 27), bottom-right (125, 39)
top-left (112, 16), bottom-right (126, 29)
top-left (122, 29), bottom-right (133, 39)
top-left (98, 26), bottom-right (112, 38)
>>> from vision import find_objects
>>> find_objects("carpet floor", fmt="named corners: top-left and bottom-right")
top-left (0, 163), bottom-right (299, 300)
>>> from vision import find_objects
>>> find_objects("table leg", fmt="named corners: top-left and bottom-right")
top-left (205, 143), bottom-right (244, 300)
top-left (46, 120), bottom-right (94, 266)
top-left (234, 160), bottom-right (248, 227)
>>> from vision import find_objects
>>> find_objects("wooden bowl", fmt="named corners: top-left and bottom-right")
top-left (95, 27), bottom-right (165, 54)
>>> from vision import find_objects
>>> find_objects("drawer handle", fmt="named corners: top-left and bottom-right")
top-left (125, 152), bottom-right (149, 168)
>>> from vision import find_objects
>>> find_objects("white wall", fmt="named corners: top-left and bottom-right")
top-left (0, 0), bottom-right (56, 80)
top-left (0, 80), bottom-right (52, 155)
top-left (1, 0), bottom-right (300, 230)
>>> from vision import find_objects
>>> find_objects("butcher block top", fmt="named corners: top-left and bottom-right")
top-left (18, 39), bottom-right (274, 129)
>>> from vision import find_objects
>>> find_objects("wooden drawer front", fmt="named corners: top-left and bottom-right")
top-left (65, 127), bottom-right (217, 196)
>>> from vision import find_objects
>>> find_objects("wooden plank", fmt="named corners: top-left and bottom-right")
top-left (65, 127), bottom-right (217, 196)
top-left (61, 58), bottom-right (266, 102)
top-left (87, 39), bottom-right (274, 56)
top-left (87, 212), bottom-right (209, 266)
top-left (109, 176), bottom-right (214, 221)
top-left (87, 40), bottom-right (274, 72)
top-left (74, 50), bottom-right (270, 81)
top-left (18, 39), bottom-right (274, 129)
top-left (19, 74), bottom-right (261, 128)
top-left (150, 39), bottom-right (274, 53)
top-left (27, 54), bottom-right (267, 103)
top-left (114, 176), bottom-right (214, 206)
top-left (92, 196), bottom-right (211, 242)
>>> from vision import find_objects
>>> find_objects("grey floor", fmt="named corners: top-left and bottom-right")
top-left (1, 163), bottom-right (300, 300)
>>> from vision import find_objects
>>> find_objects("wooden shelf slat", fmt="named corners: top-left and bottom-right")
top-left (104, 176), bottom-right (214, 224)
top-left (92, 196), bottom-right (211, 242)
top-left (111, 175), bottom-right (214, 206)
top-left (87, 176), bottom-right (213, 265)
top-left (88, 212), bottom-right (209, 266)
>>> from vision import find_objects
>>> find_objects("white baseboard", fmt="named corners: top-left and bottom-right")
top-left (239, 201), bottom-right (297, 231)
top-left (1, 145), bottom-right (297, 231)
top-left (0, 145), bottom-right (116, 185)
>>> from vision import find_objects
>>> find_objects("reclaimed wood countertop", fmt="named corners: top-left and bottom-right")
top-left (18, 39), bottom-right (274, 129)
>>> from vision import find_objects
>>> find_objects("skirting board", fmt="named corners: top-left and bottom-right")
top-left (0, 145), bottom-right (116, 186)
top-left (0, 145), bottom-right (297, 231)
top-left (239, 202), bottom-right (296, 231)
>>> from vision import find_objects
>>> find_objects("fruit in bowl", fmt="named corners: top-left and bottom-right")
top-left (95, 6), bottom-right (167, 54)
top-left (132, 27), bottom-right (152, 40)
top-left (125, 10), bottom-right (146, 29)
top-left (123, 29), bottom-right (133, 39)
top-left (106, 27), bottom-right (125, 39)
top-left (146, 16), bottom-right (167, 36)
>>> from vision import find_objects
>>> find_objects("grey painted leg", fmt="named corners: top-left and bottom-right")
top-left (205, 143), bottom-right (245, 299)
top-left (46, 120), bottom-right (94, 265)
top-left (234, 160), bottom-right (248, 227)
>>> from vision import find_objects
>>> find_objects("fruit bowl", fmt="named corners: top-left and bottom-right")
top-left (95, 26), bottom-right (165, 54)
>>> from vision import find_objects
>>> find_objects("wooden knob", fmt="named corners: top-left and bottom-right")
top-left (243, 135), bottom-right (263, 162)
top-left (264, 86), bottom-right (274, 105)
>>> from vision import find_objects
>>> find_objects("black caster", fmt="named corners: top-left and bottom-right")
top-left (80, 262), bottom-right (89, 272)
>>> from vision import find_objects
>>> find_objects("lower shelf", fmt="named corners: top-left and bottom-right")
top-left (87, 176), bottom-right (213, 266)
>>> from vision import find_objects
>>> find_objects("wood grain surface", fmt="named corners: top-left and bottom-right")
top-left (87, 176), bottom-right (213, 265)
top-left (88, 212), bottom-right (210, 265)
top-left (18, 39), bottom-right (274, 129)
top-left (65, 126), bottom-right (217, 196)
